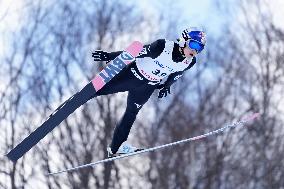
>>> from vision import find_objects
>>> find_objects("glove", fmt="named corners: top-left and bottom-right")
top-left (92, 50), bottom-right (111, 62)
top-left (157, 84), bottom-right (171, 98)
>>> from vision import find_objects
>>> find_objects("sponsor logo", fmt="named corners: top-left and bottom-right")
top-left (199, 31), bottom-right (206, 44)
top-left (134, 103), bottom-right (142, 109)
top-left (154, 60), bottom-right (165, 68)
top-left (148, 81), bottom-right (159, 85)
top-left (138, 46), bottom-right (150, 56)
top-left (131, 68), bottom-right (143, 80)
top-left (99, 52), bottom-right (134, 83)
top-left (140, 69), bottom-right (160, 81)
top-left (183, 59), bottom-right (190, 64)
top-left (174, 75), bottom-right (182, 80)
top-left (154, 60), bottom-right (174, 72)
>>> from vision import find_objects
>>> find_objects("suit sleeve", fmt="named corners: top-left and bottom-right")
top-left (136, 39), bottom-right (165, 59)
top-left (162, 57), bottom-right (197, 88)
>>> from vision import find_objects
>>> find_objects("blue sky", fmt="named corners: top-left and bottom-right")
top-left (138, 0), bottom-right (231, 38)
top-left (1, 0), bottom-right (283, 64)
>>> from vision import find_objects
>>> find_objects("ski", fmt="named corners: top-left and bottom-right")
top-left (47, 113), bottom-right (260, 176)
top-left (6, 41), bottom-right (144, 163)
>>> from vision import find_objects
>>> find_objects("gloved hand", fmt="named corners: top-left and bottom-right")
top-left (157, 84), bottom-right (171, 98)
top-left (92, 50), bottom-right (111, 62)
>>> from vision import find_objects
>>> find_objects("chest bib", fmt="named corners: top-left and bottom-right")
top-left (135, 40), bottom-right (192, 81)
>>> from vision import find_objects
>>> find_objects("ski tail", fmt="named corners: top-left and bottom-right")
top-left (6, 83), bottom-right (96, 162)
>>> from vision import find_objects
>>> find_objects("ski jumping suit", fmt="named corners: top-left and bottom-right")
top-left (6, 39), bottom-right (197, 162)
top-left (93, 39), bottom-right (197, 153)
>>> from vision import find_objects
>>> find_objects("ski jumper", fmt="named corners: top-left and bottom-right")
top-left (71, 39), bottom-right (197, 153)
top-left (6, 39), bottom-right (197, 162)
top-left (93, 39), bottom-right (197, 153)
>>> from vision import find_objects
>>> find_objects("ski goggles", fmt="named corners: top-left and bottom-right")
top-left (186, 39), bottom-right (204, 53)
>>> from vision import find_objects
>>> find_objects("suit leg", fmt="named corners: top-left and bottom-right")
top-left (110, 84), bottom-right (156, 153)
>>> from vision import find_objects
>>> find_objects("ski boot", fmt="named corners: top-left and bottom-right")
top-left (107, 143), bottom-right (144, 158)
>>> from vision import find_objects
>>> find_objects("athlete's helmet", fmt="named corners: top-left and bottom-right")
top-left (177, 27), bottom-right (206, 53)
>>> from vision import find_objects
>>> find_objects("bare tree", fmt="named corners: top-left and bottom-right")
top-left (0, 0), bottom-right (149, 188)
top-left (2, 0), bottom-right (283, 189)
top-left (137, 1), bottom-right (284, 189)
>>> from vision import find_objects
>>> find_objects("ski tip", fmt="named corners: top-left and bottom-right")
top-left (252, 112), bottom-right (261, 119)
top-left (241, 112), bottom-right (261, 122)
top-left (131, 41), bottom-right (143, 47)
